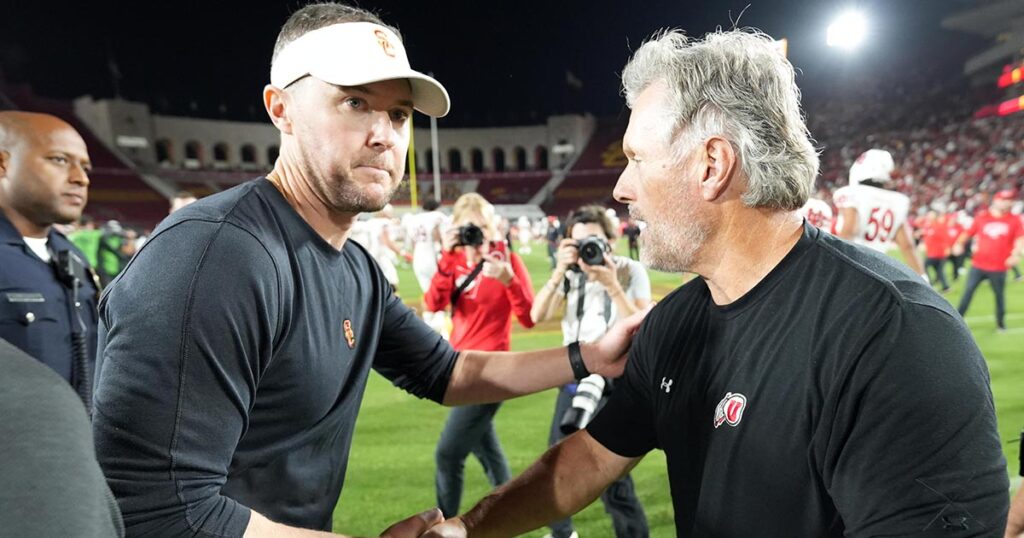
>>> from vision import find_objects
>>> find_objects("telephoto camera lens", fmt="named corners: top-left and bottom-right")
top-left (559, 374), bottom-right (606, 434)
top-left (577, 235), bottom-right (608, 266)
top-left (457, 224), bottom-right (485, 247)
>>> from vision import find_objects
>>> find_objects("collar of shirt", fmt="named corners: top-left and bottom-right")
top-left (0, 211), bottom-right (25, 246)
top-left (0, 210), bottom-right (72, 255)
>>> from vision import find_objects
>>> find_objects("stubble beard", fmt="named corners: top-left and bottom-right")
top-left (320, 171), bottom-right (400, 214)
top-left (635, 186), bottom-right (710, 274)
top-left (301, 146), bottom-right (403, 214)
top-left (23, 192), bottom-right (82, 228)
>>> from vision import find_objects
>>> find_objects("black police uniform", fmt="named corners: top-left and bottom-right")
top-left (0, 211), bottom-right (99, 404)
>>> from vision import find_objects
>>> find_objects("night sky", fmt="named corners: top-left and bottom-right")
top-left (1, 0), bottom-right (988, 127)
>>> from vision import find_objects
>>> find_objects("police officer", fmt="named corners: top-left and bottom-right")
top-left (0, 111), bottom-right (98, 411)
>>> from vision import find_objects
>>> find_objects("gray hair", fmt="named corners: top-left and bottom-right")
top-left (622, 29), bottom-right (819, 211)
top-left (272, 3), bottom-right (402, 64)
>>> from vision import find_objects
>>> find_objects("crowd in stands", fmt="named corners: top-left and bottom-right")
top-left (814, 112), bottom-right (1024, 215)
top-left (795, 66), bottom-right (1022, 216)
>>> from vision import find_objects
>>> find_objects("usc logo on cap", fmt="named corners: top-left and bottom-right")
top-left (374, 30), bottom-right (396, 57)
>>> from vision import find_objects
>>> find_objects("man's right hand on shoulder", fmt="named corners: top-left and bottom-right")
top-left (585, 302), bottom-right (654, 378)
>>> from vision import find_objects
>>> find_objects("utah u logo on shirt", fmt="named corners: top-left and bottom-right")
top-left (714, 392), bottom-right (747, 428)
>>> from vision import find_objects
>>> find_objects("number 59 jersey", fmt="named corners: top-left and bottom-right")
top-left (833, 184), bottom-right (910, 253)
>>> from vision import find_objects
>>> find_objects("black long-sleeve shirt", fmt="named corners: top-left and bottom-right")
top-left (93, 178), bottom-right (458, 536)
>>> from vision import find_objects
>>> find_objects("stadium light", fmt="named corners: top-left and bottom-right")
top-left (826, 10), bottom-right (868, 51)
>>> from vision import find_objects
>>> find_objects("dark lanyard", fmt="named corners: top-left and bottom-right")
top-left (572, 272), bottom-right (613, 342)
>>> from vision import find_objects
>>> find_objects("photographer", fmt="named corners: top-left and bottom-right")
top-left (530, 205), bottom-right (651, 538)
top-left (424, 192), bottom-right (535, 519)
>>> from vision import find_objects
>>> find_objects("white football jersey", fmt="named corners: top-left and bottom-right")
top-left (363, 217), bottom-right (392, 259)
top-left (406, 210), bottom-right (448, 245)
top-left (799, 198), bottom-right (834, 232)
top-left (833, 184), bottom-right (910, 252)
top-left (348, 220), bottom-right (372, 252)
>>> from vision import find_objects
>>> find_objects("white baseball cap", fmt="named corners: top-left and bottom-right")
top-left (270, 22), bottom-right (450, 117)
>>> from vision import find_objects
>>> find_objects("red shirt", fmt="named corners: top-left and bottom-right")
top-left (944, 215), bottom-right (964, 247)
top-left (424, 242), bottom-right (534, 351)
top-left (920, 220), bottom-right (950, 259)
top-left (964, 210), bottom-right (1024, 271)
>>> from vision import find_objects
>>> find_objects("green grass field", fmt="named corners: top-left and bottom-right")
top-left (333, 240), bottom-right (1024, 536)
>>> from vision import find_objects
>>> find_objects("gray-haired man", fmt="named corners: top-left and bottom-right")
top-left (424, 29), bottom-right (1008, 537)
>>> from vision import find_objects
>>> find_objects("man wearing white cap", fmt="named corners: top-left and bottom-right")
top-left (833, 148), bottom-right (926, 278)
top-left (91, 4), bottom-right (645, 537)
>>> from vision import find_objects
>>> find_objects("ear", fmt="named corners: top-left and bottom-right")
top-left (263, 85), bottom-right (294, 135)
top-left (0, 150), bottom-right (9, 180)
top-left (698, 136), bottom-right (737, 202)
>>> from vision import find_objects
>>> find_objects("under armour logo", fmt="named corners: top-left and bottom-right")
top-left (660, 377), bottom-right (673, 393)
top-left (941, 514), bottom-right (969, 530)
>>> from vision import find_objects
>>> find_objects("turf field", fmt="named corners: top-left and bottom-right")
top-left (333, 240), bottom-right (1024, 536)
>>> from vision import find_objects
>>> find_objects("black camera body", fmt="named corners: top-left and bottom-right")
top-left (569, 235), bottom-right (609, 271)
top-left (456, 224), bottom-right (485, 247)
top-left (53, 249), bottom-right (87, 289)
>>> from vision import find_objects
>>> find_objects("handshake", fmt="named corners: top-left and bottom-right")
top-left (376, 508), bottom-right (465, 537)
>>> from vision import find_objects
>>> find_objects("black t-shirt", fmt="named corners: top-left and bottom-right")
top-left (0, 338), bottom-right (123, 537)
top-left (588, 223), bottom-right (1008, 537)
top-left (93, 178), bottom-right (458, 536)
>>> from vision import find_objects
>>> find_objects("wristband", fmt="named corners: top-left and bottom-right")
top-left (568, 341), bottom-right (590, 380)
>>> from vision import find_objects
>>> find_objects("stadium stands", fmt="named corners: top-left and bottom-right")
top-left (539, 81), bottom-right (1021, 221)
top-left (817, 113), bottom-right (1024, 213)
top-left (542, 118), bottom-right (628, 218)
top-left (6, 75), bottom-right (1018, 230)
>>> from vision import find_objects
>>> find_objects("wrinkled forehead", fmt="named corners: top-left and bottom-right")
top-left (623, 82), bottom-right (677, 153)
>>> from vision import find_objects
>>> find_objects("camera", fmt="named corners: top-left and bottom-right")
top-left (559, 374), bottom-right (606, 434)
top-left (569, 235), bottom-right (608, 271)
top-left (456, 224), bottom-right (485, 247)
top-left (53, 249), bottom-right (87, 289)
